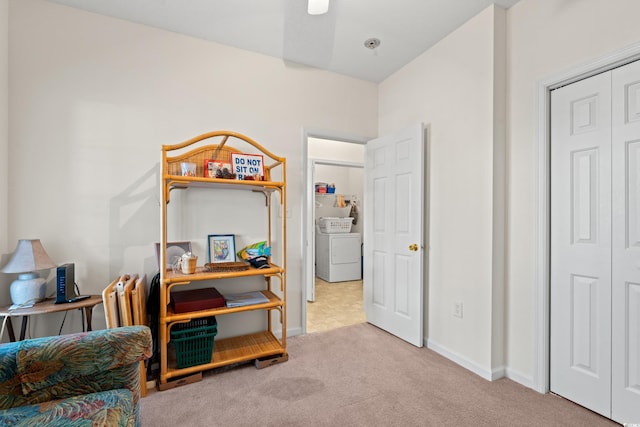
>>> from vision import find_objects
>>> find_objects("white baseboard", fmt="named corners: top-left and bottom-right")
top-left (491, 365), bottom-right (506, 381)
top-left (504, 367), bottom-right (535, 390)
top-left (426, 339), bottom-right (537, 391)
top-left (427, 339), bottom-right (496, 381)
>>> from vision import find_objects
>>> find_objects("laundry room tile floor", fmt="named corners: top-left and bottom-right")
top-left (306, 278), bottom-right (366, 333)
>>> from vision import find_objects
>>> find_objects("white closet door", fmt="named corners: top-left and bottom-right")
top-left (611, 60), bottom-right (640, 424)
top-left (550, 71), bottom-right (612, 417)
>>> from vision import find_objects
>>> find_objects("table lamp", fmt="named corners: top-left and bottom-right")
top-left (1, 239), bottom-right (57, 306)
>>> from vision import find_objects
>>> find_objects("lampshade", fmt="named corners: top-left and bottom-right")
top-left (2, 239), bottom-right (57, 273)
top-left (308, 0), bottom-right (329, 15)
top-left (1, 239), bottom-right (57, 306)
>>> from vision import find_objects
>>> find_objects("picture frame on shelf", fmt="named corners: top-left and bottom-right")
top-left (180, 162), bottom-right (196, 177)
top-left (155, 241), bottom-right (192, 270)
top-left (230, 153), bottom-right (264, 181)
top-left (204, 159), bottom-right (234, 179)
top-left (208, 234), bottom-right (236, 263)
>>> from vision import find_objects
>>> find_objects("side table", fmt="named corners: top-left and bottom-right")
top-left (0, 295), bottom-right (103, 342)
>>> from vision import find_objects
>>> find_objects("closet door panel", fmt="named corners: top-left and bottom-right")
top-left (611, 60), bottom-right (640, 424)
top-left (550, 71), bottom-right (612, 418)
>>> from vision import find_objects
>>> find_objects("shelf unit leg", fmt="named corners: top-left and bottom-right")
top-left (159, 320), bottom-right (167, 384)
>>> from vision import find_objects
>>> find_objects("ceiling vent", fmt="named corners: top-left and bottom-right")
top-left (364, 38), bottom-right (381, 50)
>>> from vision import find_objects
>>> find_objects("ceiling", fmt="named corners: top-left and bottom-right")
top-left (46, 0), bottom-right (521, 83)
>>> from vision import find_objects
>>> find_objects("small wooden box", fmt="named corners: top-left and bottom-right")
top-left (255, 353), bottom-right (288, 369)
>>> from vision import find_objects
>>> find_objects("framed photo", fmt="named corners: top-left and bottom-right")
top-left (208, 234), bottom-right (236, 263)
top-left (155, 241), bottom-right (192, 270)
top-left (204, 159), bottom-right (233, 179)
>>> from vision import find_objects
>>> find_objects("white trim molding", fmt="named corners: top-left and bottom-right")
top-left (533, 41), bottom-right (640, 394)
top-left (505, 368), bottom-right (535, 390)
top-left (427, 339), bottom-right (534, 388)
top-left (427, 339), bottom-right (502, 381)
top-left (301, 128), bottom-right (369, 335)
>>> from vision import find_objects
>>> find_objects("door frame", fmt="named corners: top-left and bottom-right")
top-left (534, 42), bottom-right (640, 393)
top-left (307, 158), bottom-right (364, 302)
top-left (301, 128), bottom-right (370, 335)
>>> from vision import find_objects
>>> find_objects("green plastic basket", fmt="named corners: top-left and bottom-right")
top-left (171, 317), bottom-right (217, 369)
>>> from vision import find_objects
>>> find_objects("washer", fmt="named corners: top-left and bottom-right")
top-left (315, 231), bottom-right (362, 282)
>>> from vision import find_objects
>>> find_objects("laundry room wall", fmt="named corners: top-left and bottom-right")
top-left (314, 164), bottom-right (363, 235)
top-left (309, 138), bottom-right (364, 235)
top-left (308, 138), bottom-right (365, 161)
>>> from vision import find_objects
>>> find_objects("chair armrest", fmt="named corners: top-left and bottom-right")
top-left (17, 326), bottom-right (152, 395)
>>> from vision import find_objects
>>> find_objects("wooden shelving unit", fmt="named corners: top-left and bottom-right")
top-left (159, 130), bottom-right (286, 386)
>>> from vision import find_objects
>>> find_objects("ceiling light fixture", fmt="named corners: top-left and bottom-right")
top-left (308, 0), bottom-right (329, 15)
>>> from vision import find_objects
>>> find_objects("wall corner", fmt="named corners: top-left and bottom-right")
top-left (491, 4), bottom-right (508, 373)
top-left (0, 0), bottom-right (8, 255)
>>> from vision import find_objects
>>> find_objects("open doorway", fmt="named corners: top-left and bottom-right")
top-left (303, 135), bottom-right (367, 334)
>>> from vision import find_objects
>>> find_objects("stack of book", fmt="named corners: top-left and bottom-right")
top-left (224, 291), bottom-right (269, 308)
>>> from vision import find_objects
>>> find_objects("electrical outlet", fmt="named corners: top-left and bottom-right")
top-left (453, 301), bottom-right (463, 318)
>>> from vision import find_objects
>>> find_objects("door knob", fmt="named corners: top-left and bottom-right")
top-left (409, 244), bottom-right (418, 251)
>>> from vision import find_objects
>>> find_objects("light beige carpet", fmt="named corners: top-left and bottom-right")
top-left (141, 323), bottom-right (616, 427)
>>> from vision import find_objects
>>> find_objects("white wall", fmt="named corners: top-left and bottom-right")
top-left (6, 0), bottom-right (377, 338)
top-left (10, 0), bottom-right (640, 391)
top-left (380, 0), bottom-right (640, 388)
top-left (379, 5), bottom-right (506, 378)
top-left (0, 0), bottom-right (8, 304)
top-left (506, 0), bottom-right (640, 385)
top-left (314, 165), bottom-right (355, 198)
top-left (308, 137), bottom-right (365, 160)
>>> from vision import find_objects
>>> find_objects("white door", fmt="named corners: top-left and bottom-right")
top-left (364, 123), bottom-right (424, 347)
top-left (550, 71), bottom-right (612, 417)
top-left (611, 60), bottom-right (640, 424)
top-left (551, 60), bottom-right (640, 424)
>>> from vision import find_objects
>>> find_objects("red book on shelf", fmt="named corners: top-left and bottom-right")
top-left (171, 287), bottom-right (226, 313)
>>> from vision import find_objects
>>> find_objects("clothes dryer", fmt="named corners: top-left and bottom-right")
top-left (315, 232), bottom-right (361, 282)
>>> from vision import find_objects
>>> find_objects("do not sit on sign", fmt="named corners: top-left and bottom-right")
top-left (231, 153), bottom-right (264, 180)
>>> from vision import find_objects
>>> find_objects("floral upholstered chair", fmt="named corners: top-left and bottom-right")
top-left (0, 325), bottom-right (152, 426)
